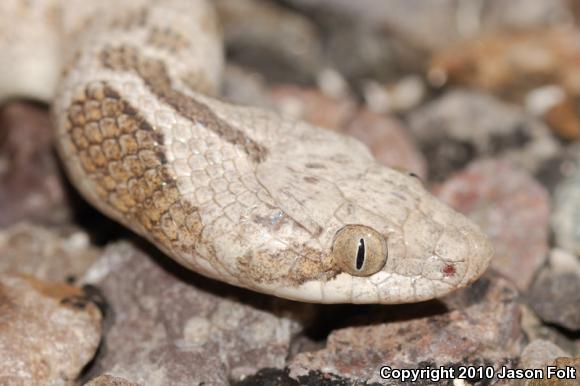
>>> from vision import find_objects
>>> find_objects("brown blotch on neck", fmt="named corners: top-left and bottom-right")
top-left (62, 81), bottom-right (203, 256)
top-left (99, 45), bottom-right (268, 163)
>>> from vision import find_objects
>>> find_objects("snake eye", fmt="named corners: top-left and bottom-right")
top-left (332, 225), bottom-right (387, 276)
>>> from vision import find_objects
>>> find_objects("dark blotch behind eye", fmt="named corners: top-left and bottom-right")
top-left (356, 238), bottom-right (365, 270)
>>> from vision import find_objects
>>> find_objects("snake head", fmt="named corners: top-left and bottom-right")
top-left (252, 126), bottom-right (493, 304)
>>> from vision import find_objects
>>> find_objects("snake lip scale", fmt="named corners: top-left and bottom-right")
top-left (0, 0), bottom-right (493, 304)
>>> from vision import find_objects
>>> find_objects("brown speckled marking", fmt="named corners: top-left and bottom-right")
top-left (99, 45), bottom-right (268, 162)
top-left (237, 246), bottom-right (337, 286)
top-left (109, 8), bottom-right (148, 30)
top-left (63, 82), bottom-right (202, 253)
top-left (181, 70), bottom-right (217, 96)
top-left (147, 26), bottom-right (189, 53)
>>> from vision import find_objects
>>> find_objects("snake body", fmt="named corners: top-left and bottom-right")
top-left (0, 0), bottom-right (493, 303)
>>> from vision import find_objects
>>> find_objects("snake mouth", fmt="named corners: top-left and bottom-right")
top-left (461, 229), bottom-right (494, 287)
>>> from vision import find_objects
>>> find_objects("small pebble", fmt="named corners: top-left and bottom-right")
top-left (551, 157), bottom-right (580, 255)
top-left (363, 76), bottom-right (426, 114)
top-left (528, 250), bottom-right (580, 331)
top-left (268, 85), bottom-right (356, 130)
top-left (343, 109), bottom-right (427, 178)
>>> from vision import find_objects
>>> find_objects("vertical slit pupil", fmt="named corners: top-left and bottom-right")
top-left (356, 238), bottom-right (365, 270)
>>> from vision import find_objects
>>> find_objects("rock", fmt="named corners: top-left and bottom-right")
top-left (0, 102), bottom-right (71, 227)
top-left (407, 90), bottom-right (559, 181)
top-left (519, 340), bottom-right (570, 369)
top-left (268, 85), bottom-right (356, 131)
top-left (82, 242), bottom-right (312, 385)
top-left (0, 274), bottom-right (102, 385)
top-left (287, 0), bottom-right (572, 53)
top-left (430, 28), bottom-right (580, 97)
top-left (343, 109), bottom-right (427, 179)
top-left (533, 89), bottom-right (580, 140)
top-left (520, 305), bottom-right (579, 357)
top-left (430, 27), bottom-right (580, 140)
top-left (435, 159), bottom-right (550, 290)
top-left (0, 222), bottom-right (99, 283)
top-left (222, 65), bottom-right (270, 108)
top-left (233, 369), bottom-right (297, 386)
top-left (551, 156), bottom-right (580, 255)
top-left (518, 341), bottom-right (573, 386)
top-left (527, 357), bottom-right (580, 386)
top-left (288, 271), bottom-right (524, 385)
top-left (363, 76), bottom-right (426, 114)
top-left (85, 375), bottom-right (140, 386)
top-left (214, 0), bottom-right (323, 84)
top-left (528, 249), bottom-right (580, 331)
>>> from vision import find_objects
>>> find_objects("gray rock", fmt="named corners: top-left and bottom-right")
top-left (0, 222), bottom-right (99, 283)
top-left (407, 89), bottom-right (559, 181)
top-left (551, 156), bottom-right (580, 255)
top-left (528, 249), bottom-right (580, 331)
top-left (520, 340), bottom-right (570, 369)
top-left (82, 242), bottom-right (313, 386)
top-left (215, 0), bottom-right (323, 84)
top-left (520, 305), bottom-right (579, 357)
top-left (288, 271), bottom-right (525, 385)
top-left (0, 274), bottom-right (102, 385)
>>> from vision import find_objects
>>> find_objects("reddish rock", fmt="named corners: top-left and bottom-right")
top-left (0, 222), bottom-right (99, 283)
top-left (435, 159), bottom-right (550, 291)
top-left (0, 102), bottom-right (70, 227)
top-left (82, 242), bottom-right (312, 385)
top-left (0, 274), bottom-right (102, 385)
top-left (288, 271), bottom-right (524, 385)
top-left (268, 85), bottom-right (356, 131)
top-left (343, 109), bottom-right (427, 179)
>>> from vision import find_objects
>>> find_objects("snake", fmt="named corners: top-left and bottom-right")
top-left (0, 0), bottom-right (493, 304)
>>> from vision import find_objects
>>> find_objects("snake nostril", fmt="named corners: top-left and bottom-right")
top-left (442, 263), bottom-right (456, 277)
